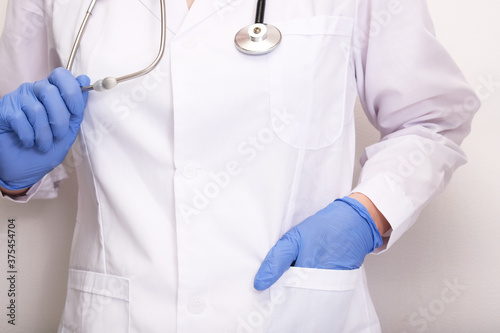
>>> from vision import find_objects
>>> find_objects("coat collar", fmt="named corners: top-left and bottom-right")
top-left (175, 0), bottom-right (239, 35)
top-left (137, 0), bottom-right (240, 36)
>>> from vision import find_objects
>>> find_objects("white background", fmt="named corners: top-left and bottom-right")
top-left (0, 1), bottom-right (499, 332)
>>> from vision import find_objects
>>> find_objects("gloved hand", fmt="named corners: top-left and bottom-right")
top-left (0, 67), bottom-right (90, 191)
top-left (254, 196), bottom-right (383, 290)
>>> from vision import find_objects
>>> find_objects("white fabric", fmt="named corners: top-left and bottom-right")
top-left (0, 0), bottom-right (478, 332)
top-left (0, 165), bottom-right (67, 202)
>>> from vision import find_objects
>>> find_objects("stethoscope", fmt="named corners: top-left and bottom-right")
top-left (67, 0), bottom-right (281, 92)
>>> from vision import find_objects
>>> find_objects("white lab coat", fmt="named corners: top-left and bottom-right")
top-left (0, 0), bottom-right (479, 332)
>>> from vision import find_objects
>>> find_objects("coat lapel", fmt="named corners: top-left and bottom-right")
top-left (134, 0), bottom-right (240, 36)
top-left (175, 0), bottom-right (240, 36)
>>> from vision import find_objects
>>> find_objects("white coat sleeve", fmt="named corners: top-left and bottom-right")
top-left (351, 0), bottom-right (480, 251)
top-left (0, 0), bottom-right (66, 202)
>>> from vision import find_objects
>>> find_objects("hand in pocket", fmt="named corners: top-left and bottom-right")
top-left (254, 197), bottom-right (382, 291)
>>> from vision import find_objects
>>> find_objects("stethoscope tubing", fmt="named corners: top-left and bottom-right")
top-left (68, 0), bottom-right (278, 92)
top-left (68, 0), bottom-right (167, 92)
top-left (66, 0), bottom-right (98, 72)
top-left (255, 0), bottom-right (266, 24)
top-left (113, 0), bottom-right (166, 88)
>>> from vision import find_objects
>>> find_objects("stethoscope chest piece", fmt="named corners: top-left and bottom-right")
top-left (235, 23), bottom-right (282, 55)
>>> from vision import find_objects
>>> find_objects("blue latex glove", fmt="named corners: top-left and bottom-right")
top-left (254, 196), bottom-right (383, 291)
top-left (0, 68), bottom-right (90, 191)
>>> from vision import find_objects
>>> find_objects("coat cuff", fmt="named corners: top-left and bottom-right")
top-left (351, 174), bottom-right (418, 254)
top-left (1, 165), bottom-right (68, 203)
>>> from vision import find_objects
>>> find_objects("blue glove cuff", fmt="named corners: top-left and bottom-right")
top-left (335, 196), bottom-right (384, 252)
top-left (0, 177), bottom-right (34, 192)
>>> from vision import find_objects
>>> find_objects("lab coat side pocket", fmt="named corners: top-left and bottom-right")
top-left (265, 267), bottom-right (371, 333)
top-left (58, 269), bottom-right (130, 333)
top-left (267, 16), bottom-right (354, 150)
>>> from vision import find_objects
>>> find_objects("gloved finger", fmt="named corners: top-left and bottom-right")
top-left (59, 75), bottom-right (89, 140)
top-left (21, 99), bottom-right (53, 153)
top-left (254, 229), bottom-right (300, 291)
top-left (5, 107), bottom-right (34, 148)
top-left (48, 68), bottom-right (87, 116)
top-left (76, 74), bottom-right (91, 105)
top-left (33, 77), bottom-right (70, 141)
top-left (67, 112), bottom-right (85, 140)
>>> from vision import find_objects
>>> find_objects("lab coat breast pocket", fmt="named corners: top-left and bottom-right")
top-left (266, 267), bottom-right (374, 333)
top-left (58, 269), bottom-right (130, 333)
top-left (267, 16), bottom-right (354, 149)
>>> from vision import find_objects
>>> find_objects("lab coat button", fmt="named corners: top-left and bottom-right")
top-left (188, 300), bottom-right (206, 314)
top-left (181, 164), bottom-right (199, 179)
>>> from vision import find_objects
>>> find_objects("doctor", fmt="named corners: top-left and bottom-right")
top-left (0, 0), bottom-right (479, 332)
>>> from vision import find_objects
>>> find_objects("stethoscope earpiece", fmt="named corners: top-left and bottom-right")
top-left (234, 23), bottom-right (281, 55)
